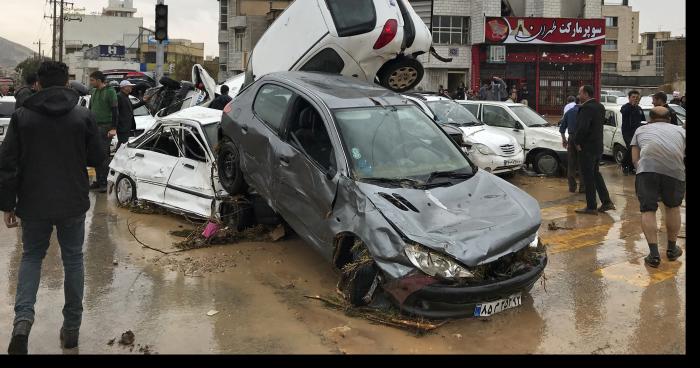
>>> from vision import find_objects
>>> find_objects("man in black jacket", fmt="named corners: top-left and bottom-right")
top-left (116, 80), bottom-right (149, 149)
top-left (209, 84), bottom-right (233, 110)
top-left (652, 91), bottom-right (679, 125)
top-left (620, 90), bottom-right (644, 175)
top-left (570, 85), bottom-right (615, 215)
top-left (0, 61), bottom-right (104, 354)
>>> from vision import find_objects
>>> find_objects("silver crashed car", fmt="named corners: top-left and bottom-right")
top-left (217, 72), bottom-right (546, 318)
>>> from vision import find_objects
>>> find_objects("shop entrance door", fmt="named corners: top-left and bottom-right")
top-left (538, 69), bottom-right (594, 115)
top-left (447, 71), bottom-right (466, 96)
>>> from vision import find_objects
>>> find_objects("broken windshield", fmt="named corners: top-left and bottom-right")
top-left (510, 105), bottom-right (550, 127)
top-left (426, 100), bottom-right (482, 126)
top-left (333, 106), bottom-right (474, 184)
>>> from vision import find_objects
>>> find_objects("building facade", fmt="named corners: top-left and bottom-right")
top-left (217, 0), bottom-right (293, 82)
top-left (139, 38), bottom-right (205, 75)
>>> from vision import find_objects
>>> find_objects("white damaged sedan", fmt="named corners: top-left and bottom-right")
top-left (107, 106), bottom-right (229, 219)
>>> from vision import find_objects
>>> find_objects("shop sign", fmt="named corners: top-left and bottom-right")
top-left (484, 17), bottom-right (605, 45)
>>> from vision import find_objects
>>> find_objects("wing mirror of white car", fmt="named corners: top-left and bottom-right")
top-left (513, 122), bottom-right (523, 131)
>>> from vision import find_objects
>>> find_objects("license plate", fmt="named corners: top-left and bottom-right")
top-left (474, 293), bottom-right (522, 317)
top-left (503, 159), bottom-right (522, 166)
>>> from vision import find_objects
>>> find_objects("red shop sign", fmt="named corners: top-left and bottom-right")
top-left (485, 17), bottom-right (606, 45)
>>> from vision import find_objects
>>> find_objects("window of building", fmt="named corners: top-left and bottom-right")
top-left (603, 39), bottom-right (618, 51)
top-left (220, 0), bottom-right (228, 31)
top-left (234, 30), bottom-right (244, 52)
top-left (631, 61), bottom-right (641, 70)
top-left (655, 40), bottom-right (664, 76)
top-left (603, 63), bottom-right (617, 73)
top-left (300, 48), bottom-right (345, 74)
top-left (646, 60), bottom-right (651, 66)
top-left (605, 17), bottom-right (618, 27)
top-left (432, 16), bottom-right (470, 45)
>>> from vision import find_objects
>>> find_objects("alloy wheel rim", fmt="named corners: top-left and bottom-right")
top-left (117, 179), bottom-right (133, 205)
top-left (388, 67), bottom-right (418, 90)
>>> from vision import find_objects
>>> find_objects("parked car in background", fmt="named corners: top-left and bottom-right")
top-left (216, 71), bottom-right (546, 318)
top-left (602, 104), bottom-right (629, 165)
top-left (403, 93), bottom-right (524, 175)
top-left (601, 89), bottom-right (626, 98)
top-left (108, 106), bottom-right (227, 219)
top-left (245, 0), bottom-right (450, 92)
top-left (0, 96), bottom-right (15, 144)
top-left (457, 100), bottom-right (567, 176)
top-left (641, 104), bottom-right (685, 125)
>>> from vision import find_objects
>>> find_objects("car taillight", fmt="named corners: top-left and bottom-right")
top-left (223, 100), bottom-right (233, 114)
top-left (373, 19), bottom-right (398, 50)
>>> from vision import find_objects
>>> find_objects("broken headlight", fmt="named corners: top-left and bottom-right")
top-left (404, 244), bottom-right (474, 280)
top-left (528, 232), bottom-right (539, 248)
top-left (472, 143), bottom-right (495, 155)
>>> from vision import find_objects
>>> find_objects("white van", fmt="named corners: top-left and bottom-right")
top-left (245, 0), bottom-right (448, 92)
top-left (458, 100), bottom-right (567, 176)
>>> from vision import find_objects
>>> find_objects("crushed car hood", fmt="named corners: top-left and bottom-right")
top-left (357, 170), bottom-right (541, 267)
top-left (459, 125), bottom-right (516, 151)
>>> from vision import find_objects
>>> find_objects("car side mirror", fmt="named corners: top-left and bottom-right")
top-left (326, 166), bottom-right (337, 181)
top-left (513, 122), bottom-right (522, 131)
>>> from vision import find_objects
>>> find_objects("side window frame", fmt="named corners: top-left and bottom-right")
top-left (482, 105), bottom-right (518, 129)
top-left (604, 111), bottom-right (617, 127)
top-left (170, 123), bottom-right (212, 163)
top-left (281, 95), bottom-right (337, 173)
top-left (299, 47), bottom-right (346, 74)
top-left (252, 83), bottom-right (295, 135)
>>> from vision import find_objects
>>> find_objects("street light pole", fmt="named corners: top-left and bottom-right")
top-left (155, 0), bottom-right (165, 84)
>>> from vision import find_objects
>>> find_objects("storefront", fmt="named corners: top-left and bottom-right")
top-left (471, 17), bottom-right (605, 115)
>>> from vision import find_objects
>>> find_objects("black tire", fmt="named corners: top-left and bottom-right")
top-left (613, 144), bottom-right (626, 166)
top-left (344, 243), bottom-right (379, 307)
top-left (533, 151), bottom-right (560, 176)
top-left (217, 138), bottom-right (248, 195)
top-left (376, 57), bottom-right (424, 93)
top-left (115, 175), bottom-right (137, 206)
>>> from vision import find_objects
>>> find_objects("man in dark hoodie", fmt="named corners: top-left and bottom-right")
top-left (0, 61), bottom-right (104, 354)
top-left (13, 73), bottom-right (38, 110)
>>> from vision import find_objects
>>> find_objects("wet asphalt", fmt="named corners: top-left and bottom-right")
top-left (0, 162), bottom-right (685, 354)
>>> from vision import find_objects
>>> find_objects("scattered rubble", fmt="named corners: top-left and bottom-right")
top-left (548, 221), bottom-right (573, 231)
top-left (207, 310), bottom-right (219, 316)
top-left (119, 330), bottom-right (135, 346)
top-left (107, 338), bottom-right (116, 346)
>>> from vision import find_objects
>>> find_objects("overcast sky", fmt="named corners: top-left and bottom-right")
top-left (0, 0), bottom-right (686, 58)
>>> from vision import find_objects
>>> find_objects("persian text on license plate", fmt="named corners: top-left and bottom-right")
top-left (474, 293), bottom-right (522, 317)
top-left (504, 159), bottom-right (522, 166)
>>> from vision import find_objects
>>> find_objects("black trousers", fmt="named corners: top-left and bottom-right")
top-left (95, 126), bottom-right (112, 186)
top-left (579, 150), bottom-right (612, 210)
top-left (621, 136), bottom-right (633, 171)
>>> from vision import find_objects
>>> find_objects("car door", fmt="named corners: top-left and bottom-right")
top-left (603, 109), bottom-right (617, 156)
top-left (163, 123), bottom-right (217, 217)
top-left (273, 93), bottom-right (340, 253)
top-left (129, 124), bottom-right (181, 204)
top-left (481, 105), bottom-right (526, 148)
top-left (240, 83), bottom-right (296, 202)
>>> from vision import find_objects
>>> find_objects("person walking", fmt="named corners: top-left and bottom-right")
top-left (630, 106), bottom-right (686, 267)
top-left (88, 71), bottom-right (119, 193)
top-left (116, 80), bottom-right (149, 150)
top-left (570, 85), bottom-right (615, 215)
top-left (563, 95), bottom-right (576, 115)
top-left (559, 97), bottom-right (585, 193)
top-left (651, 91), bottom-right (679, 125)
top-left (0, 61), bottom-right (104, 354)
top-left (620, 90), bottom-right (645, 175)
top-left (209, 85), bottom-right (233, 110)
top-left (13, 74), bottom-right (38, 110)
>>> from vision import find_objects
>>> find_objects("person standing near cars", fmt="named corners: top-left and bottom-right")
top-left (620, 90), bottom-right (645, 175)
top-left (116, 80), bottom-right (148, 150)
top-left (13, 74), bottom-right (38, 110)
top-left (88, 71), bottom-right (118, 193)
top-left (479, 76), bottom-right (507, 101)
top-left (652, 92), bottom-right (679, 126)
top-left (669, 91), bottom-right (682, 105)
top-left (630, 106), bottom-right (686, 267)
top-left (559, 97), bottom-right (585, 193)
top-left (570, 85), bottom-right (615, 215)
top-left (563, 96), bottom-right (576, 115)
top-left (0, 61), bottom-right (104, 354)
top-left (518, 85), bottom-right (530, 105)
top-left (0, 84), bottom-right (10, 97)
top-left (209, 85), bottom-right (233, 110)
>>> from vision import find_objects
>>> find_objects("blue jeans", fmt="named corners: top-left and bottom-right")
top-left (14, 214), bottom-right (86, 331)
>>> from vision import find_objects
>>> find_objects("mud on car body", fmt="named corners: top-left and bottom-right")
top-left (218, 72), bottom-right (546, 318)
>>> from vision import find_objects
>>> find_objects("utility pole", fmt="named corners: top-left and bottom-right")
top-left (52, 0), bottom-right (57, 60)
top-left (33, 40), bottom-right (42, 60)
top-left (59, 0), bottom-right (65, 62)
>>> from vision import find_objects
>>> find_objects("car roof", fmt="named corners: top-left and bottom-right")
top-left (160, 106), bottom-right (222, 126)
top-left (456, 99), bottom-right (523, 107)
top-left (263, 72), bottom-right (409, 109)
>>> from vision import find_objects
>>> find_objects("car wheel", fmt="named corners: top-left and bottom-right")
top-left (217, 138), bottom-right (248, 195)
top-left (534, 151), bottom-right (560, 176)
top-left (613, 144), bottom-right (626, 165)
top-left (115, 175), bottom-right (137, 206)
top-left (340, 241), bottom-right (379, 307)
top-left (377, 57), bottom-right (424, 93)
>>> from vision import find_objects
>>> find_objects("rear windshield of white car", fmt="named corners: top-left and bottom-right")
top-left (510, 105), bottom-right (549, 127)
top-left (0, 101), bottom-right (14, 118)
top-left (426, 100), bottom-right (481, 126)
top-left (333, 105), bottom-right (474, 181)
top-left (326, 0), bottom-right (377, 37)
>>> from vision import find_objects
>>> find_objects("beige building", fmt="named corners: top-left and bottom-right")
top-left (601, 1), bottom-right (640, 76)
top-left (140, 38), bottom-right (205, 74)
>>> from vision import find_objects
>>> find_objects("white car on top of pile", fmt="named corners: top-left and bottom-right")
top-left (403, 93), bottom-right (525, 175)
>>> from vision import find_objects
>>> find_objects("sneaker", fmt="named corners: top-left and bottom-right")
top-left (644, 254), bottom-right (661, 268)
top-left (598, 202), bottom-right (616, 212)
top-left (667, 247), bottom-right (683, 261)
top-left (60, 327), bottom-right (79, 349)
top-left (7, 320), bottom-right (32, 355)
top-left (575, 207), bottom-right (599, 215)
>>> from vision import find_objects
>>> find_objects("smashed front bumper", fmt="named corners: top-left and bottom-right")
top-left (384, 248), bottom-right (547, 319)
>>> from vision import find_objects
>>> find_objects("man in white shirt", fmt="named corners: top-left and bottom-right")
top-left (563, 95), bottom-right (576, 114)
